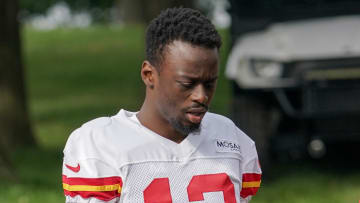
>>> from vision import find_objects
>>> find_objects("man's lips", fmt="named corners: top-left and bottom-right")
top-left (186, 108), bottom-right (207, 124)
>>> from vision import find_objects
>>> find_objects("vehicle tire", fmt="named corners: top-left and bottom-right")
top-left (231, 93), bottom-right (280, 175)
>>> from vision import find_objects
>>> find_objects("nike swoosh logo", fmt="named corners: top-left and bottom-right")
top-left (65, 163), bottom-right (80, 173)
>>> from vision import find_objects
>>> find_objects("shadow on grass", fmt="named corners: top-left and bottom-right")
top-left (254, 146), bottom-right (360, 203)
top-left (0, 147), bottom-right (64, 203)
top-left (12, 147), bottom-right (63, 186)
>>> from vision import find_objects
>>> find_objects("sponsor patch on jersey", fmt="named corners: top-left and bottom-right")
top-left (214, 139), bottom-right (241, 153)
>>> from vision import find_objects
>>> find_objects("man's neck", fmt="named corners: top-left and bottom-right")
top-left (137, 103), bottom-right (186, 144)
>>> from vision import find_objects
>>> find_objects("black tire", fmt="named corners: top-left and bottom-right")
top-left (232, 93), bottom-right (280, 175)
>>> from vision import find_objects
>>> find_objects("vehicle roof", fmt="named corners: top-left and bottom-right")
top-left (226, 15), bottom-right (360, 79)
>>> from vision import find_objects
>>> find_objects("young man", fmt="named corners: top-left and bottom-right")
top-left (62, 7), bottom-right (261, 203)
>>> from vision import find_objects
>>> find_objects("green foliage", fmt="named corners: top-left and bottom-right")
top-left (20, 0), bottom-right (116, 15)
top-left (0, 26), bottom-right (359, 203)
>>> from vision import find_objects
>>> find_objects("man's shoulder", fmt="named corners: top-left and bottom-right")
top-left (63, 116), bottom-right (113, 160)
top-left (67, 110), bottom-right (135, 141)
top-left (63, 110), bottom-right (141, 160)
top-left (202, 112), bottom-right (254, 145)
top-left (203, 112), bottom-right (239, 134)
top-left (81, 116), bottom-right (114, 130)
top-left (203, 112), bottom-right (235, 126)
top-left (66, 116), bottom-right (116, 145)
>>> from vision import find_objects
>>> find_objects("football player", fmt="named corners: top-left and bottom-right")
top-left (62, 7), bottom-right (261, 203)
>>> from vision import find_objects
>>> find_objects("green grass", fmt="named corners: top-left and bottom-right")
top-left (24, 25), bottom-right (147, 147)
top-left (253, 162), bottom-right (360, 203)
top-left (1, 25), bottom-right (359, 203)
top-left (0, 148), bottom-right (64, 203)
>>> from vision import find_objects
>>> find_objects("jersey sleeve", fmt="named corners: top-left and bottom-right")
top-left (62, 128), bottom-right (122, 203)
top-left (236, 127), bottom-right (262, 202)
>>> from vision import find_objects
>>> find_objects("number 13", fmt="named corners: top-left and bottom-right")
top-left (143, 173), bottom-right (236, 203)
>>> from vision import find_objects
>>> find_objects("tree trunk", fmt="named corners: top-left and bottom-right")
top-left (116, 0), bottom-right (146, 24)
top-left (0, 0), bottom-right (36, 179)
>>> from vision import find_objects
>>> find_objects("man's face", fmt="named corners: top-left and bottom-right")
top-left (153, 40), bottom-right (219, 135)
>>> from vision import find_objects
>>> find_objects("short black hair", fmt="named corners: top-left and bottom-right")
top-left (145, 7), bottom-right (222, 69)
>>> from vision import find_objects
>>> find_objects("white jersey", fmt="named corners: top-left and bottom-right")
top-left (62, 109), bottom-right (261, 203)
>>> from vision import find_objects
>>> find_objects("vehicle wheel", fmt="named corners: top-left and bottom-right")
top-left (232, 93), bottom-right (280, 175)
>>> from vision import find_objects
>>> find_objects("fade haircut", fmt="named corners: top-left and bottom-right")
top-left (145, 7), bottom-right (222, 70)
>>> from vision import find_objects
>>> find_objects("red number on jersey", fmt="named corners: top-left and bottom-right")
top-left (143, 178), bottom-right (172, 203)
top-left (187, 173), bottom-right (236, 203)
top-left (143, 173), bottom-right (236, 203)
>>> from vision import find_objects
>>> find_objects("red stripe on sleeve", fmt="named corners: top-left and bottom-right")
top-left (240, 187), bottom-right (260, 198)
top-left (62, 175), bottom-right (122, 186)
top-left (63, 175), bottom-right (122, 201)
top-left (240, 173), bottom-right (261, 198)
top-left (242, 173), bottom-right (261, 182)
top-left (64, 190), bottom-right (120, 201)
top-left (64, 190), bottom-right (121, 201)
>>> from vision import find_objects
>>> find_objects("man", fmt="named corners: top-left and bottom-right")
top-left (62, 7), bottom-right (261, 203)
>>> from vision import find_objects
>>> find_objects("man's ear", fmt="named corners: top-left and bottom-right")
top-left (141, 61), bottom-right (158, 89)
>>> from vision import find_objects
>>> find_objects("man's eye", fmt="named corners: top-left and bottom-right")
top-left (181, 82), bottom-right (194, 88)
top-left (205, 82), bottom-right (215, 89)
top-left (176, 81), bottom-right (194, 89)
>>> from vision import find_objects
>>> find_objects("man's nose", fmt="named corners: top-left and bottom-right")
top-left (191, 84), bottom-right (208, 104)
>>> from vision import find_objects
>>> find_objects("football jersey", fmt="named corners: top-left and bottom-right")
top-left (62, 109), bottom-right (262, 203)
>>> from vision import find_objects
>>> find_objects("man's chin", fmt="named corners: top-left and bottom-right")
top-left (169, 118), bottom-right (201, 135)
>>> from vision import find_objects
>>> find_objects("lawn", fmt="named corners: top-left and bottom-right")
top-left (1, 25), bottom-right (359, 203)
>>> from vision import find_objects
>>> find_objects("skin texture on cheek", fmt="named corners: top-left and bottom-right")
top-left (155, 74), bottom-right (199, 136)
top-left (156, 84), bottom-right (177, 123)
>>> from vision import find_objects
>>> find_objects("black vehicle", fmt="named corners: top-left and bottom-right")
top-left (226, 0), bottom-right (360, 169)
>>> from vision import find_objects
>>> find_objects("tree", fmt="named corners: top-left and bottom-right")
top-left (0, 0), bottom-right (36, 179)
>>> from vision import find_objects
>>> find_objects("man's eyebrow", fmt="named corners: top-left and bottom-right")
top-left (207, 76), bottom-right (219, 81)
top-left (178, 75), bottom-right (219, 81)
